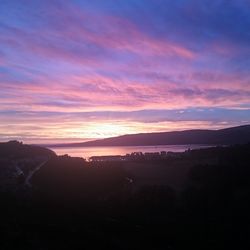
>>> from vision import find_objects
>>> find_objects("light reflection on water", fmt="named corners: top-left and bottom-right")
top-left (49, 144), bottom-right (213, 159)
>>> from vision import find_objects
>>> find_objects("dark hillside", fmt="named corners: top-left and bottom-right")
top-left (50, 125), bottom-right (250, 147)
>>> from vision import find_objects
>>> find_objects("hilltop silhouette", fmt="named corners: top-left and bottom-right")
top-left (50, 124), bottom-right (250, 147)
top-left (0, 140), bottom-right (55, 158)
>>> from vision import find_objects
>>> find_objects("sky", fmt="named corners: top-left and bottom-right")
top-left (1, 0), bottom-right (250, 143)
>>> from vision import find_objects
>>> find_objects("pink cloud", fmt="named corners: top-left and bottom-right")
top-left (1, 70), bottom-right (250, 114)
top-left (1, 2), bottom-right (249, 115)
top-left (1, 3), bottom-right (195, 67)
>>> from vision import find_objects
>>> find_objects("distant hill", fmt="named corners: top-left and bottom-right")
top-left (49, 125), bottom-right (250, 148)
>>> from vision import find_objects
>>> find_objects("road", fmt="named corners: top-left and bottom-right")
top-left (25, 159), bottom-right (48, 187)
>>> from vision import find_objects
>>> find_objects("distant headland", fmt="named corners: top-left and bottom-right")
top-left (47, 124), bottom-right (250, 148)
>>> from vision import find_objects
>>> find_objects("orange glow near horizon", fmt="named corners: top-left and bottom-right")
top-left (0, 119), bottom-right (241, 144)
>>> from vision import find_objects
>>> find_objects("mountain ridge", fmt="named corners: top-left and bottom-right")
top-left (47, 124), bottom-right (250, 148)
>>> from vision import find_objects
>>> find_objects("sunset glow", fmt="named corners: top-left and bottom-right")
top-left (1, 0), bottom-right (250, 143)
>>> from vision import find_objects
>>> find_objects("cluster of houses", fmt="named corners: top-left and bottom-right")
top-left (89, 150), bottom-right (183, 162)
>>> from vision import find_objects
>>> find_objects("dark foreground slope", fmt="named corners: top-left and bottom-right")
top-left (0, 141), bottom-right (55, 192)
top-left (0, 142), bottom-right (250, 249)
top-left (52, 124), bottom-right (250, 147)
